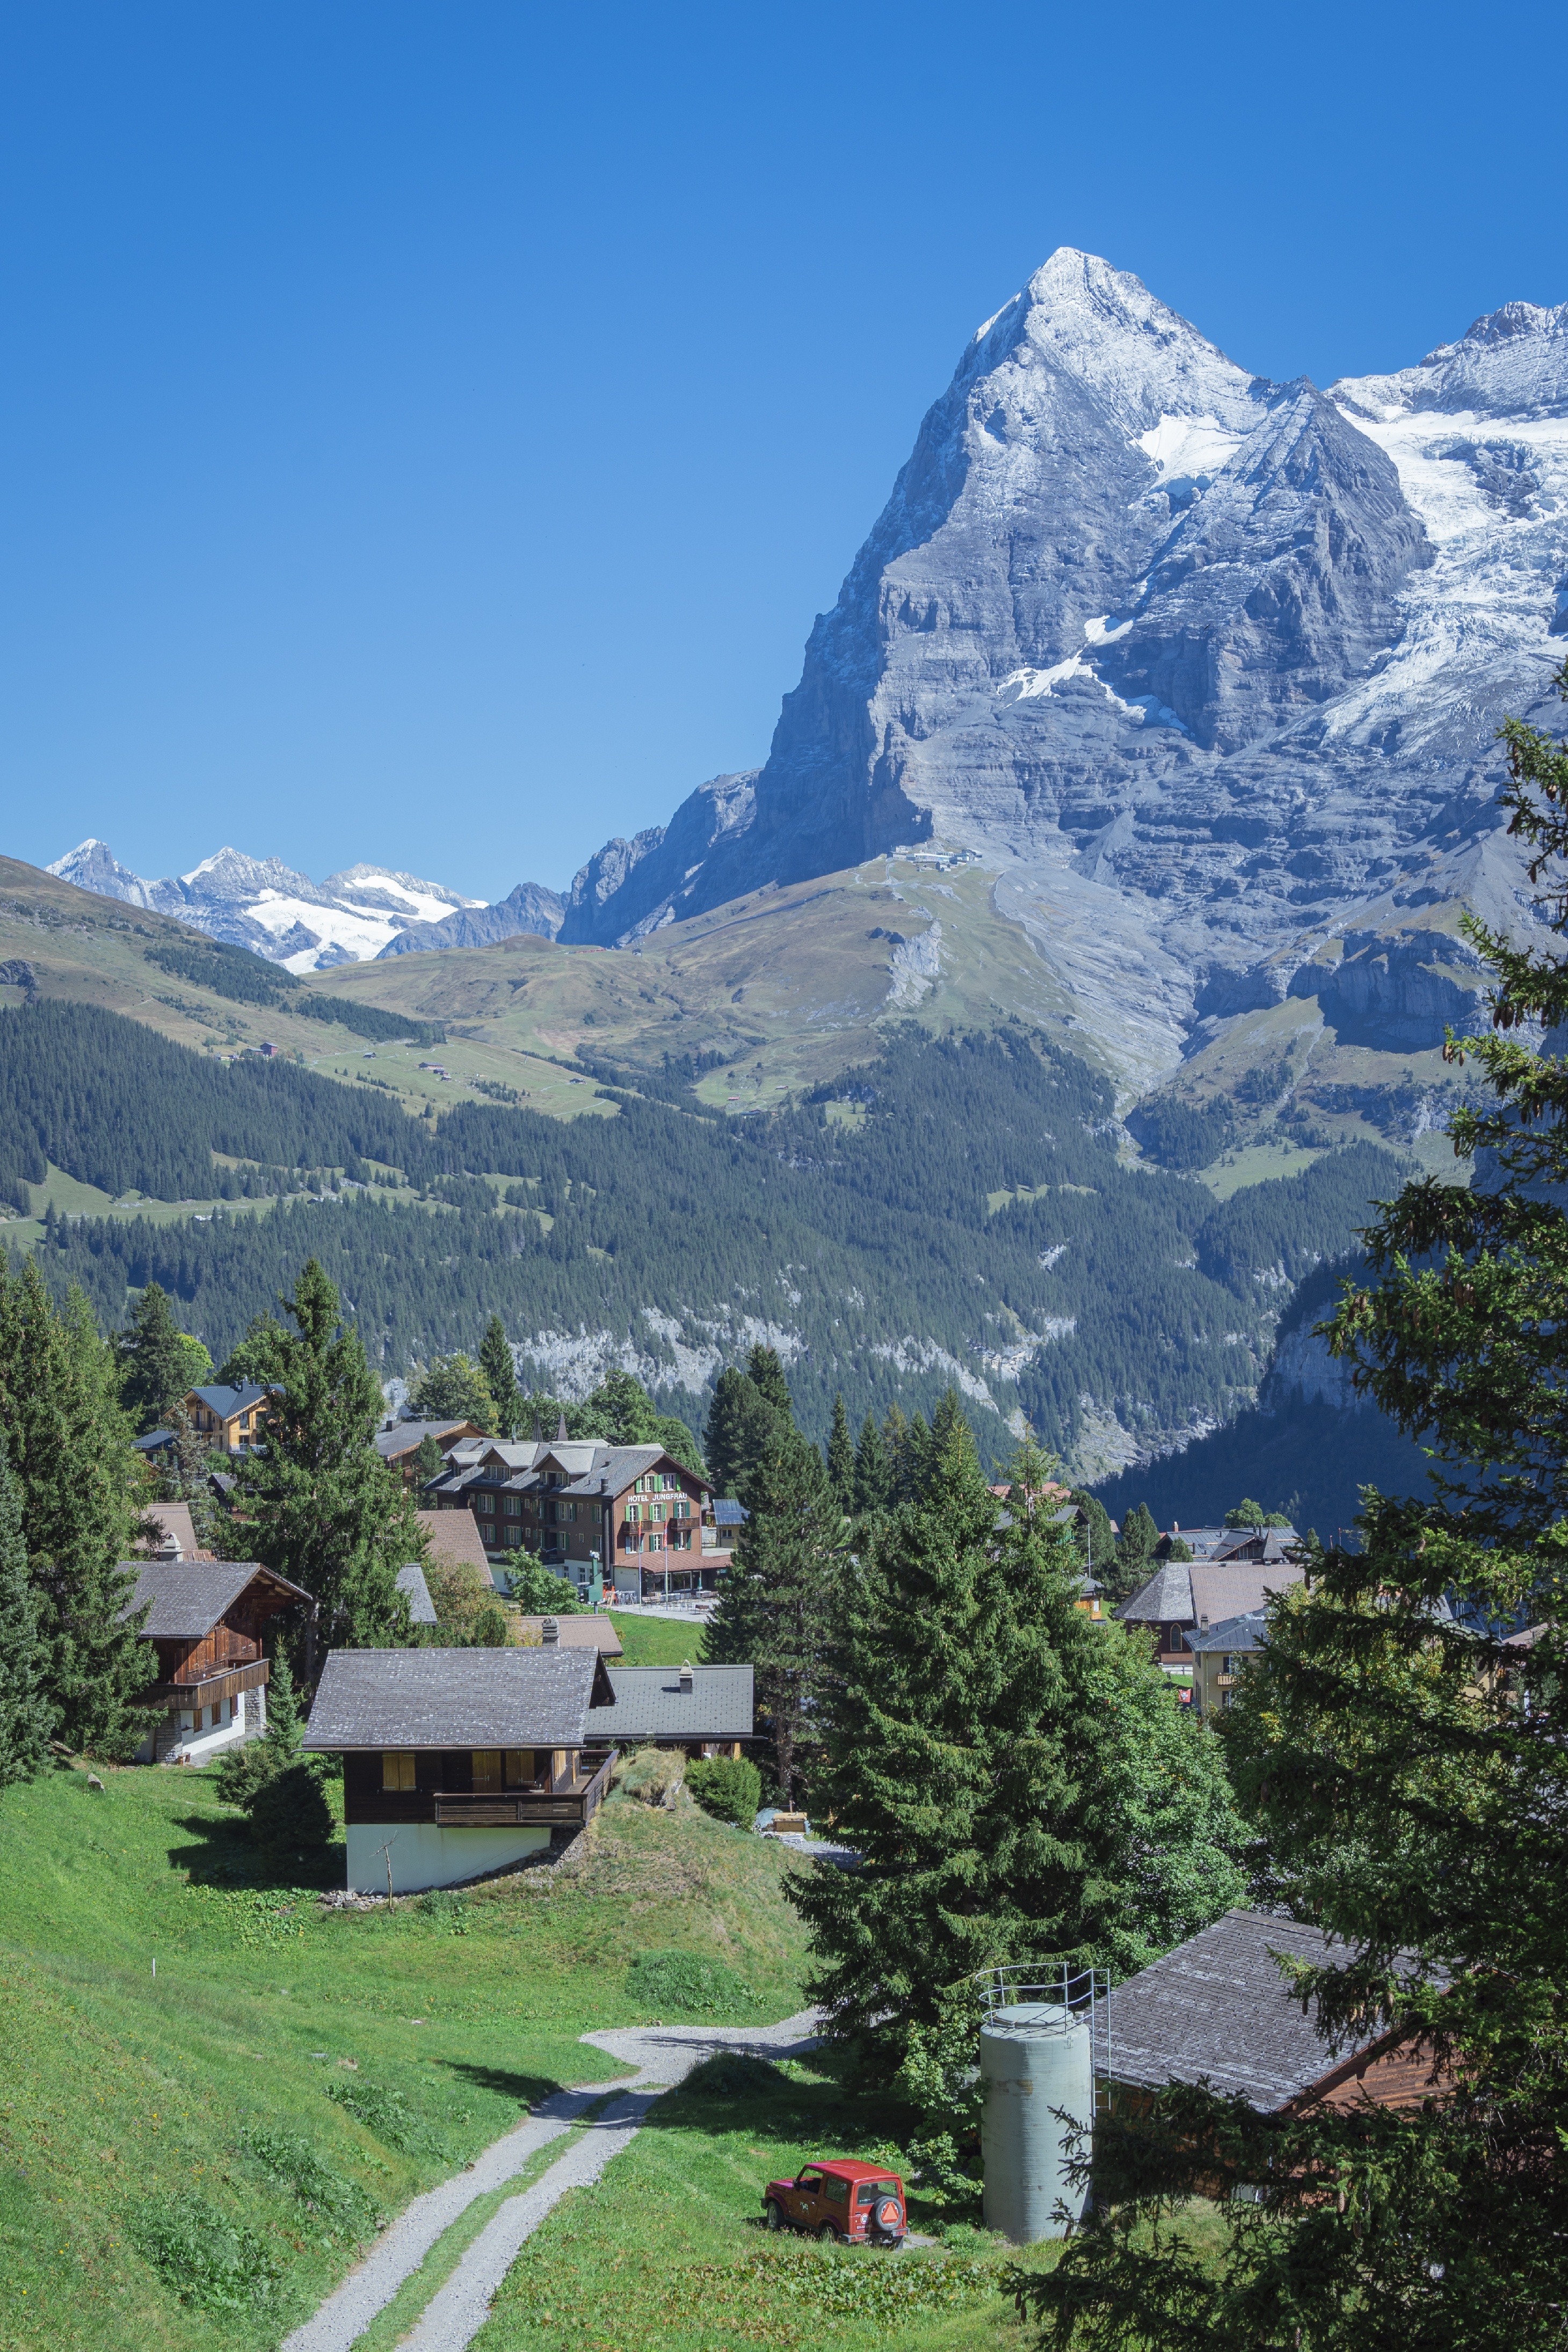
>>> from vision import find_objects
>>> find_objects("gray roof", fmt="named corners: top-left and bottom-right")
top-left (1189, 1558), bottom-right (1302, 1629)
top-left (124, 1558), bottom-right (311, 1639)
top-left (1183, 1609), bottom-right (1268, 1658)
top-left (587, 1663), bottom-right (754, 1741)
top-left (1117, 1560), bottom-right (1195, 1624)
top-left (375, 1419), bottom-right (476, 1460)
top-left (1104, 1908), bottom-right (1366, 2110)
top-left (192, 1383), bottom-right (270, 1417)
top-left (395, 1562), bottom-right (438, 1626)
top-left (713, 1497), bottom-right (748, 1526)
top-left (301, 1645), bottom-right (615, 1750)
top-left (428, 1441), bottom-right (707, 1504)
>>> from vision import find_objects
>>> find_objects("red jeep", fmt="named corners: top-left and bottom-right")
top-left (761, 2159), bottom-right (906, 2246)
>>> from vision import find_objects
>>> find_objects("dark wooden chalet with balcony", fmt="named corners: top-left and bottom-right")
top-left (302, 1643), bottom-right (620, 1892)
top-left (125, 1558), bottom-right (313, 1765)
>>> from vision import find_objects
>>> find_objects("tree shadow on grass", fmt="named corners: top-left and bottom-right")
top-left (440, 2060), bottom-right (563, 2109)
top-left (169, 1812), bottom-right (346, 1893)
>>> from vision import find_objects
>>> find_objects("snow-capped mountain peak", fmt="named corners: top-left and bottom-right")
top-left (43, 841), bottom-right (556, 968)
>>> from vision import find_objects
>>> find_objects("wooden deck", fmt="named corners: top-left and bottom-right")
top-left (432, 1750), bottom-right (616, 1829)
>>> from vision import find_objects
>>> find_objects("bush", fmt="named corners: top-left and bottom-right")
top-left (417, 1886), bottom-right (470, 1932)
top-left (212, 1738), bottom-right (274, 1810)
top-left (473, 1605), bottom-right (509, 1647)
top-left (248, 1759), bottom-right (335, 1864)
top-left (325, 2074), bottom-right (445, 2155)
top-left (131, 2194), bottom-right (281, 2313)
top-left (241, 2124), bottom-right (383, 2245)
top-left (625, 1947), bottom-right (756, 2015)
top-left (685, 1754), bottom-right (762, 1827)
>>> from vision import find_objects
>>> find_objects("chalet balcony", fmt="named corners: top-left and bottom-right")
top-left (432, 1749), bottom-right (616, 1830)
top-left (145, 1658), bottom-right (270, 1708)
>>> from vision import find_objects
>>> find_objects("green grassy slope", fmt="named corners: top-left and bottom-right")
top-left (0, 1763), bottom-right (809, 2352)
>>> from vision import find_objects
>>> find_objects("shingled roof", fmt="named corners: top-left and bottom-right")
top-left (1117, 1559), bottom-right (1195, 1625)
top-left (301, 1646), bottom-right (615, 1750)
top-left (587, 1664), bottom-right (754, 1741)
top-left (122, 1559), bottom-right (311, 1639)
top-left (1104, 1908), bottom-right (1365, 2110)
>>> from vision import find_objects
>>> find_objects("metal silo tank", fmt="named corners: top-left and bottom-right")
top-left (979, 2000), bottom-right (1094, 2244)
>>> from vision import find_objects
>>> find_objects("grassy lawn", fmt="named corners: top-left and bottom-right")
top-left (479, 2051), bottom-right (1029, 2352)
top-left (608, 1613), bottom-right (711, 1666)
top-left (0, 1763), bottom-right (809, 2352)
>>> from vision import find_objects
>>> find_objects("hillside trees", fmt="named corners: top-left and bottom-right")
top-left (1014, 662), bottom-right (1568, 2351)
top-left (796, 1422), bottom-right (1244, 2059)
top-left (827, 1393), bottom-right (854, 1510)
top-left (0, 1260), bottom-right (158, 1753)
top-left (704, 1367), bottom-right (784, 1498)
top-left (17, 1010), bottom-right (1412, 1479)
top-left (0, 1429), bottom-right (54, 1784)
top-left (223, 1259), bottom-right (419, 1663)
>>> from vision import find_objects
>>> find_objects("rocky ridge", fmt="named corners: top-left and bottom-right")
top-left (557, 251), bottom-right (1568, 1096)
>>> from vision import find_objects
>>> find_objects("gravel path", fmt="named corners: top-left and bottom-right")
top-left (282, 2009), bottom-right (822, 2352)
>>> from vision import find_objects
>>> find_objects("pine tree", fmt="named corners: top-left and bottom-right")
top-left (478, 1314), bottom-right (520, 1438)
top-left (224, 1259), bottom-right (420, 1664)
top-left (119, 1280), bottom-right (200, 1434)
top-left (414, 1432), bottom-right (445, 1480)
top-left (704, 1367), bottom-right (783, 1498)
top-left (794, 1423), bottom-right (1244, 2056)
top-left (703, 1426), bottom-right (843, 1805)
top-left (1069, 1486), bottom-right (1117, 1588)
top-left (744, 1345), bottom-right (794, 1420)
top-left (1108, 1499), bottom-right (1159, 1602)
top-left (155, 1404), bottom-right (221, 1551)
top-left (0, 1261), bottom-right (159, 1754)
top-left (826, 1392), bottom-right (854, 1511)
top-left (0, 1429), bottom-right (55, 1784)
top-left (853, 1411), bottom-right (888, 1515)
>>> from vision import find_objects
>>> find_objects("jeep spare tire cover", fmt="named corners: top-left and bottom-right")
top-left (875, 2196), bottom-right (901, 2231)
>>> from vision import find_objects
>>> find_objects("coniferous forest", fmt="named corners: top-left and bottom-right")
top-left (3, 996), bottom-right (1410, 1469)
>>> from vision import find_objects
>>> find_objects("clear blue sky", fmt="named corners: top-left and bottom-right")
top-left (2, 0), bottom-right (1563, 901)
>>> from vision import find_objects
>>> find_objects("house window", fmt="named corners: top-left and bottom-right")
top-left (478, 1493), bottom-right (495, 1515)
top-left (504, 1496), bottom-right (520, 1515)
top-left (652, 1502), bottom-right (664, 1522)
top-left (648, 1532), bottom-right (663, 1551)
top-left (505, 1526), bottom-right (521, 1547)
top-left (382, 1752), bottom-right (416, 1791)
top-left (471, 1750), bottom-right (503, 1791)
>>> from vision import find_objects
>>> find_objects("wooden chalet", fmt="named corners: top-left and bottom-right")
top-left (302, 1643), bottom-right (621, 1892)
top-left (184, 1382), bottom-right (273, 1454)
top-left (126, 1558), bottom-right (313, 1764)
top-left (1102, 1908), bottom-right (1447, 2123)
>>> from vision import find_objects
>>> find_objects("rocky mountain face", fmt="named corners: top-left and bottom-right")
top-left (559, 251), bottom-right (1568, 1090)
top-left (45, 841), bottom-right (560, 969)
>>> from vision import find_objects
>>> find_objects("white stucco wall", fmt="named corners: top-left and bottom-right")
top-left (345, 1821), bottom-right (551, 1894)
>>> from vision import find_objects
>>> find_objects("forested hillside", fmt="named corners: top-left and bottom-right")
top-left (4, 998), bottom-right (1410, 1473)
